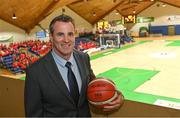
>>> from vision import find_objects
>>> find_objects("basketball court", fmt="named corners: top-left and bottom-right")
top-left (90, 36), bottom-right (180, 110)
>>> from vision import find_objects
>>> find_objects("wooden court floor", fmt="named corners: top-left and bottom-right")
top-left (90, 36), bottom-right (180, 101)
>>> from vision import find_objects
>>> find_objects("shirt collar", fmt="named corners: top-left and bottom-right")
top-left (51, 49), bottom-right (74, 67)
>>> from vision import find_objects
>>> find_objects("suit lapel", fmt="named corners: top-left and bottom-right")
top-left (43, 52), bottom-right (74, 104)
top-left (73, 51), bottom-right (87, 106)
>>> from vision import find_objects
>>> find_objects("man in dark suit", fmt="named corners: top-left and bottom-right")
top-left (24, 14), bottom-right (123, 117)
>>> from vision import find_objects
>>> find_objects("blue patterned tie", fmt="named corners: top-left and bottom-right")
top-left (65, 61), bottom-right (79, 105)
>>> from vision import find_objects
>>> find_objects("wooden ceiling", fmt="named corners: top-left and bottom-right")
top-left (0, 0), bottom-right (79, 33)
top-left (0, 0), bottom-right (179, 33)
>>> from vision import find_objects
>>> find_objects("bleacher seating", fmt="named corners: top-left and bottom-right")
top-left (0, 40), bottom-right (52, 74)
top-left (75, 37), bottom-right (97, 51)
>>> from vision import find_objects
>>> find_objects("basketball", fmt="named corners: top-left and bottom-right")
top-left (87, 77), bottom-right (118, 108)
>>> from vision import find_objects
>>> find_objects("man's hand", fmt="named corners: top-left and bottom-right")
top-left (103, 90), bottom-right (124, 112)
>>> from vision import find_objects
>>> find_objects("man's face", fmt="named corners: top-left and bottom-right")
top-left (50, 21), bottom-right (75, 60)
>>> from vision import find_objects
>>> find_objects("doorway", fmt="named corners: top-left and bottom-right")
top-left (168, 25), bottom-right (175, 35)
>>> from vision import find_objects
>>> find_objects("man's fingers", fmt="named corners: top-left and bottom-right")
top-left (102, 90), bottom-right (124, 112)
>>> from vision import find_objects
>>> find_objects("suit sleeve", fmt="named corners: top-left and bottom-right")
top-left (86, 53), bottom-right (96, 81)
top-left (24, 67), bottom-right (43, 116)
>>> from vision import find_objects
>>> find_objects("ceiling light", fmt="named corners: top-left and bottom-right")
top-left (115, 10), bottom-right (119, 15)
top-left (115, 12), bottom-right (119, 15)
top-left (162, 3), bottom-right (166, 7)
top-left (150, 0), bottom-right (154, 1)
top-left (92, 12), bottom-right (96, 16)
top-left (12, 13), bottom-right (17, 20)
top-left (133, 10), bottom-right (136, 14)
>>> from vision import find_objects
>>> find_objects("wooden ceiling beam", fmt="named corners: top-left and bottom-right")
top-left (28, 0), bottom-right (81, 32)
top-left (159, 0), bottom-right (180, 8)
top-left (67, 6), bottom-right (93, 25)
top-left (27, 0), bottom-right (60, 32)
top-left (69, 0), bottom-right (83, 5)
top-left (121, 4), bottom-right (137, 11)
top-left (70, 0), bottom-right (92, 5)
top-left (91, 0), bottom-right (126, 25)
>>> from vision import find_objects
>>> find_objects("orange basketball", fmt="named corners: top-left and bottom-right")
top-left (87, 77), bottom-right (118, 108)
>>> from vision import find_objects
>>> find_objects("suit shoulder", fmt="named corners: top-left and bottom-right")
top-left (74, 49), bottom-right (89, 58)
top-left (26, 52), bottom-right (50, 71)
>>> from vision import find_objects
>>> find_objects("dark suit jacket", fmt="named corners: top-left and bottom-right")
top-left (24, 50), bottom-right (95, 117)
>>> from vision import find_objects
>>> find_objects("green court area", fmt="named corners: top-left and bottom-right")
top-left (97, 67), bottom-right (180, 105)
top-left (166, 40), bottom-right (180, 46)
top-left (20, 76), bottom-right (25, 80)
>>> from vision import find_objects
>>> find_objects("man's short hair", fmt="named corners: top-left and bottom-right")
top-left (49, 14), bottom-right (75, 34)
